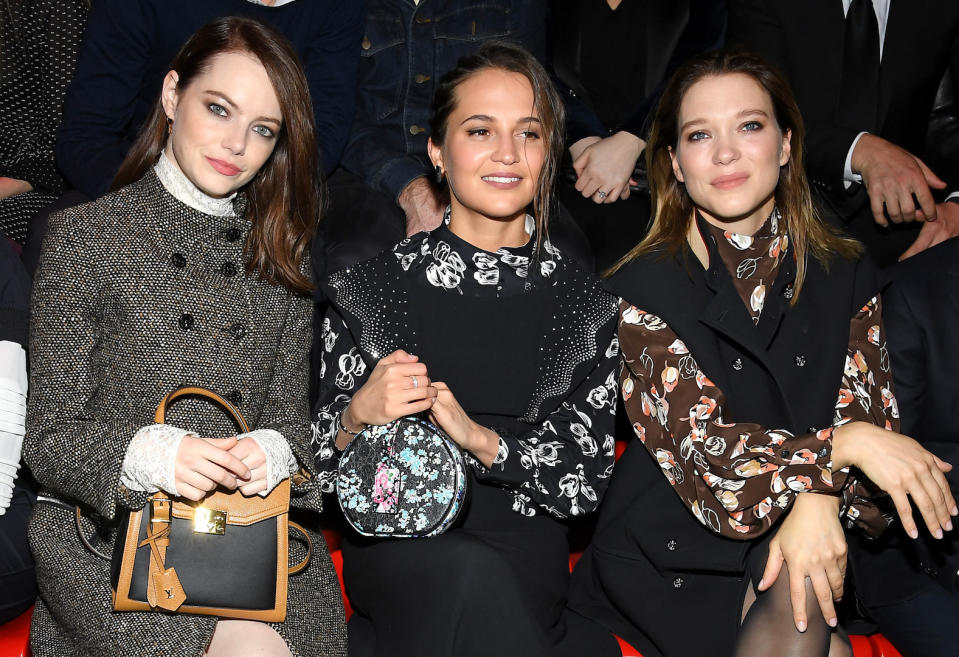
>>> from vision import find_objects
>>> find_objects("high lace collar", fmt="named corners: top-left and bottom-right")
top-left (154, 151), bottom-right (236, 218)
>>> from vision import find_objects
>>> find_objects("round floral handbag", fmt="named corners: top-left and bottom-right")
top-left (337, 416), bottom-right (470, 538)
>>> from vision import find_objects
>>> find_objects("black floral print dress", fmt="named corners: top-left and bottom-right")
top-left (311, 216), bottom-right (618, 656)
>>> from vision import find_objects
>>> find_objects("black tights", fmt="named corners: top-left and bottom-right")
top-left (734, 546), bottom-right (851, 657)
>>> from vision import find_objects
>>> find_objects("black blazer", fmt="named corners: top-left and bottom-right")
top-left (728, 0), bottom-right (959, 197)
top-left (850, 237), bottom-right (959, 607)
top-left (567, 231), bottom-right (878, 657)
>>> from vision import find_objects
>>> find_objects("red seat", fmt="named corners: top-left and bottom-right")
top-left (869, 633), bottom-right (904, 657)
top-left (0, 606), bottom-right (32, 657)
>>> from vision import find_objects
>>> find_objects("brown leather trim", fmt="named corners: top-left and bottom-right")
top-left (113, 508), bottom-right (147, 611)
top-left (287, 521), bottom-right (312, 575)
top-left (110, 386), bottom-right (292, 622)
top-left (169, 480), bottom-right (290, 526)
top-left (154, 387), bottom-right (250, 432)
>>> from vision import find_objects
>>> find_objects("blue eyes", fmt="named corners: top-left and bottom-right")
top-left (207, 102), bottom-right (275, 139)
top-left (686, 121), bottom-right (765, 142)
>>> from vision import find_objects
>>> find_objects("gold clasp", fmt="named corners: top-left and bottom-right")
top-left (193, 508), bottom-right (227, 535)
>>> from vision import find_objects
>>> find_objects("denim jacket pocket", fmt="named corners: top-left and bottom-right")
top-left (359, 13), bottom-right (407, 120)
top-left (434, 0), bottom-right (513, 43)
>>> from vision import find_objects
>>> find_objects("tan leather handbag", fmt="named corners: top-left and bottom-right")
top-left (107, 386), bottom-right (310, 621)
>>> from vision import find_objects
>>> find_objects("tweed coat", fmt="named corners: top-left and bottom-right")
top-left (24, 171), bottom-right (346, 657)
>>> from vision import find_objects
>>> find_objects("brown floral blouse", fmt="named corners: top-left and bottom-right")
top-left (619, 213), bottom-right (898, 540)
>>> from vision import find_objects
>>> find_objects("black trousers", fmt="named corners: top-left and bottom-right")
top-left (0, 482), bottom-right (36, 624)
top-left (341, 479), bottom-right (570, 657)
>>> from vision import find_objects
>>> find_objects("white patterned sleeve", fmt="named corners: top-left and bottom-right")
top-left (119, 424), bottom-right (195, 495)
top-left (238, 428), bottom-right (297, 496)
top-left (310, 306), bottom-right (371, 493)
top-left (472, 333), bottom-right (620, 518)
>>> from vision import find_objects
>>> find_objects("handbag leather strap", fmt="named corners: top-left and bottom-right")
top-left (288, 521), bottom-right (312, 575)
top-left (155, 386), bottom-right (250, 432)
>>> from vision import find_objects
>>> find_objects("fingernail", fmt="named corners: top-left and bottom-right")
top-left (947, 520), bottom-right (954, 532)
top-left (909, 529), bottom-right (919, 539)
top-left (935, 529), bottom-right (944, 539)
top-left (829, 617), bottom-right (838, 627)
top-left (797, 621), bottom-right (807, 633)
top-left (758, 578), bottom-right (766, 589)
top-left (952, 506), bottom-right (958, 516)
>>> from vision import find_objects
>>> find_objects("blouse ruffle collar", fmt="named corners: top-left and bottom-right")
top-left (154, 151), bottom-right (237, 218)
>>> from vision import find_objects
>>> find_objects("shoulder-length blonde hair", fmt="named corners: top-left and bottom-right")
top-left (609, 49), bottom-right (860, 299)
top-left (112, 17), bottom-right (322, 295)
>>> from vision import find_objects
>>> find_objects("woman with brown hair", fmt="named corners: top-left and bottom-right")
top-left (312, 42), bottom-right (618, 657)
top-left (563, 50), bottom-right (957, 657)
top-left (25, 17), bottom-right (344, 657)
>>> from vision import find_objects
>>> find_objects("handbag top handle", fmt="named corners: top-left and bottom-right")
top-left (155, 386), bottom-right (250, 434)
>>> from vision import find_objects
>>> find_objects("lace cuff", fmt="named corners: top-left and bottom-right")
top-left (239, 429), bottom-right (296, 497)
top-left (120, 424), bottom-right (194, 495)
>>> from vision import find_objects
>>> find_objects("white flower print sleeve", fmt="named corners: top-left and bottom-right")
top-left (471, 334), bottom-right (619, 518)
top-left (311, 307), bottom-right (619, 519)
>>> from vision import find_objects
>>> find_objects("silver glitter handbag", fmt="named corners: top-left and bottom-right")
top-left (337, 416), bottom-right (469, 538)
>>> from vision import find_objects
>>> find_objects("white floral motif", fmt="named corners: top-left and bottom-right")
top-left (335, 348), bottom-right (367, 389)
top-left (426, 241), bottom-right (467, 289)
top-left (322, 317), bottom-right (338, 352)
top-left (586, 384), bottom-right (609, 409)
top-left (472, 252), bottom-right (501, 286)
top-left (498, 252), bottom-right (530, 278)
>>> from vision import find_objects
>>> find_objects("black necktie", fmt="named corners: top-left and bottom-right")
top-left (839, 0), bottom-right (881, 130)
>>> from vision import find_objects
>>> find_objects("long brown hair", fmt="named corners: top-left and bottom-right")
top-left (428, 41), bottom-right (565, 255)
top-left (609, 49), bottom-right (860, 299)
top-left (112, 17), bottom-right (321, 295)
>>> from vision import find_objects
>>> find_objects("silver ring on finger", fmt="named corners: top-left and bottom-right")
top-left (596, 190), bottom-right (608, 199)
top-left (411, 375), bottom-right (419, 389)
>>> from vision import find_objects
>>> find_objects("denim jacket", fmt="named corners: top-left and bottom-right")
top-left (341, 0), bottom-right (548, 203)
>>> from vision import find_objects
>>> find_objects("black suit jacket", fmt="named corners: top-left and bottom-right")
top-left (728, 0), bottom-right (959, 264)
top-left (849, 238), bottom-right (959, 607)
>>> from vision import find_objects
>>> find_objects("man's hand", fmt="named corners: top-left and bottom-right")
top-left (398, 177), bottom-right (446, 236)
top-left (0, 177), bottom-right (32, 199)
top-left (900, 200), bottom-right (959, 260)
top-left (570, 131), bottom-right (646, 204)
top-left (851, 134), bottom-right (947, 226)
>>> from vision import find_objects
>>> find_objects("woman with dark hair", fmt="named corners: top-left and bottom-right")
top-left (312, 41), bottom-right (618, 657)
top-left (25, 17), bottom-right (344, 657)
top-left (563, 50), bottom-right (957, 657)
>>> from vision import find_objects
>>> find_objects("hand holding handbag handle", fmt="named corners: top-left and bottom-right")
top-left (77, 386), bottom-right (311, 578)
top-left (150, 387), bottom-right (311, 575)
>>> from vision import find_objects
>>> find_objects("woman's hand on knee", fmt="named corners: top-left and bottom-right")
top-left (348, 349), bottom-right (437, 426)
top-left (833, 421), bottom-right (957, 539)
top-left (761, 492), bottom-right (847, 631)
top-left (174, 436), bottom-right (251, 501)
